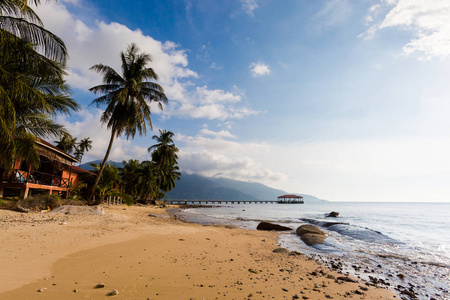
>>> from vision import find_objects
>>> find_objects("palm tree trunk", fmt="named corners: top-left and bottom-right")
top-left (87, 128), bottom-right (116, 205)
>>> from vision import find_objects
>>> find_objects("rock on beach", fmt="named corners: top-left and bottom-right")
top-left (296, 224), bottom-right (327, 246)
top-left (50, 205), bottom-right (105, 215)
top-left (256, 222), bottom-right (292, 231)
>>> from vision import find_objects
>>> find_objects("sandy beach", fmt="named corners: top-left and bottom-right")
top-left (0, 205), bottom-right (398, 299)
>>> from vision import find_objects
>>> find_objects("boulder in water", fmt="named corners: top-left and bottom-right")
top-left (296, 224), bottom-right (325, 236)
top-left (326, 211), bottom-right (340, 218)
top-left (296, 224), bottom-right (327, 246)
top-left (256, 222), bottom-right (292, 231)
top-left (300, 233), bottom-right (326, 246)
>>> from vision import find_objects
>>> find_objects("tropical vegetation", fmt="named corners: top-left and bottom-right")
top-left (0, 0), bottom-right (78, 171)
top-left (87, 43), bottom-right (168, 204)
top-left (84, 130), bottom-right (181, 205)
top-left (0, 2), bottom-right (181, 207)
top-left (55, 136), bottom-right (92, 164)
top-left (148, 129), bottom-right (181, 193)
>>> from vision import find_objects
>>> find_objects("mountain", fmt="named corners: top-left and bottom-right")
top-left (79, 160), bottom-right (124, 171)
top-left (166, 174), bottom-right (326, 202)
top-left (80, 160), bottom-right (326, 202)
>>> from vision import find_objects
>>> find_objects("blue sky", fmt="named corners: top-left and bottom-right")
top-left (35, 0), bottom-right (450, 202)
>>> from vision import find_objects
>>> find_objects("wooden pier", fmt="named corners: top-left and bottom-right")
top-left (164, 200), bottom-right (276, 205)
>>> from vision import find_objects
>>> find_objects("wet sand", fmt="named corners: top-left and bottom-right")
top-left (0, 205), bottom-right (398, 299)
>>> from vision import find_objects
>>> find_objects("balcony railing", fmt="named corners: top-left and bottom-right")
top-left (6, 169), bottom-right (69, 188)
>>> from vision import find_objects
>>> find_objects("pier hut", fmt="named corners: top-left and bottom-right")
top-left (277, 194), bottom-right (304, 204)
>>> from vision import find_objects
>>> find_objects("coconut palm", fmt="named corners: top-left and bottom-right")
top-left (87, 43), bottom-right (167, 204)
top-left (76, 137), bottom-right (92, 164)
top-left (0, 0), bottom-right (77, 171)
top-left (157, 164), bottom-right (181, 193)
top-left (55, 136), bottom-right (77, 153)
top-left (136, 160), bottom-right (160, 203)
top-left (120, 159), bottom-right (141, 199)
top-left (0, 0), bottom-right (67, 63)
top-left (89, 162), bottom-right (121, 203)
top-left (148, 130), bottom-right (179, 168)
top-left (148, 129), bottom-right (180, 193)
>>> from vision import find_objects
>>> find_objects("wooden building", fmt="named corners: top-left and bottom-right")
top-left (0, 139), bottom-right (92, 199)
top-left (277, 194), bottom-right (304, 204)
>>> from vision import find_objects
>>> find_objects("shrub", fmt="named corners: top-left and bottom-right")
top-left (0, 198), bottom-right (16, 210)
top-left (16, 194), bottom-right (62, 211)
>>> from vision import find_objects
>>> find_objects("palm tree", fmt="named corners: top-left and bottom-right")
top-left (0, 0), bottom-right (67, 63)
top-left (0, 0), bottom-right (78, 171)
top-left (76, 137), bottom-right (92, 164)
top-left (120, 159), bottom-right (141, 199)
top-left (136, 160), bottom-right (160, 203)
top-left (148, 130), bottom-right (179, 169)
top-left (55, 136), bottom-right (77, 153)
top-left (157, 164), bottom-right (181, 193)
top-left (148, 129), bottom-right (180, 193)
top-left (87, 43), bottom-right (167, 204)
top-left (89, 162), bottom-right (120, 203)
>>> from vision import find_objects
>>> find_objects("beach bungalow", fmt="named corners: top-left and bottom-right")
top-left (0, 139), bottom-right (92, 199)
top-left (277, 194), bottom-right (304, 204)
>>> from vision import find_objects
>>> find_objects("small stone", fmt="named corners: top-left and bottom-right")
top-left (248, 268), bottom-right (259, 274)
top-left (107, 289), bottom-right (119, 296)
top-left (272, 248), bottom-right (290, 254)
top-left (60, 222), bottom-right (67, 225)
top-left (293, 294), bottom-right (300, 299)
top-left (37, 288), bottom-right (47, 292)
top-left (94, 283), bottom-right (105, 289)
top-left (73, 289), bottom-right (79, 293)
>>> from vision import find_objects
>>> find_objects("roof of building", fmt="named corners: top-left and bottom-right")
top-left (70, 165), bottom-right (95, 176)
top-left (36, 139), bottom-right (79, 163)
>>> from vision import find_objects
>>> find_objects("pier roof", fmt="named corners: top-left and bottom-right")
top-left (277, 194), bottom-right (303, 199)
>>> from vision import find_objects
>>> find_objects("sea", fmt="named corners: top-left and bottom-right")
top-left (172, 201), bottom-right (450, 300)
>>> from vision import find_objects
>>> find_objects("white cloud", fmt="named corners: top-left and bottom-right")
top-left (249, 62), bottom-right (271, 77)
top-left (241, 0), bottom-right (259, 17)
top-left (34, 1), bottom-right (257, 122)
top-left (163, 86), bottom-right (260, 120)
top-left (361, 0), bottom-right (450, 60)
top-left (199, 129), bottom-right (236, 139)
top-left (210, 62), bottom-right (223, 70)
top-left (175, 126), bottom-right (450, 201)
top-left (315, 0), bottom-right (353, 28)
top-left (176, 131), bottom-right (287, 184)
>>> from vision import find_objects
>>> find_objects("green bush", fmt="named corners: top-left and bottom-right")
top-left (0, 198), bottom-right (16, 210)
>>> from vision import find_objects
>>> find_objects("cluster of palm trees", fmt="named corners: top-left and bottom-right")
top-left (85, 129), bottom-right (180, 205)
top-left (0, 0), bottom-right (79, 171)
top-left (1, 1), bottom-right (180, 204)
top-left (55, 136), bottom-right (92, 165)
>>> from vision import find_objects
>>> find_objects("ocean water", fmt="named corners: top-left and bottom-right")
top-left (173, 202), bottom-right (450, 300)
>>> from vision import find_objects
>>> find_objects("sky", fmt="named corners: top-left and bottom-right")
top-left (33, 0), bottom-right (450, 202)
